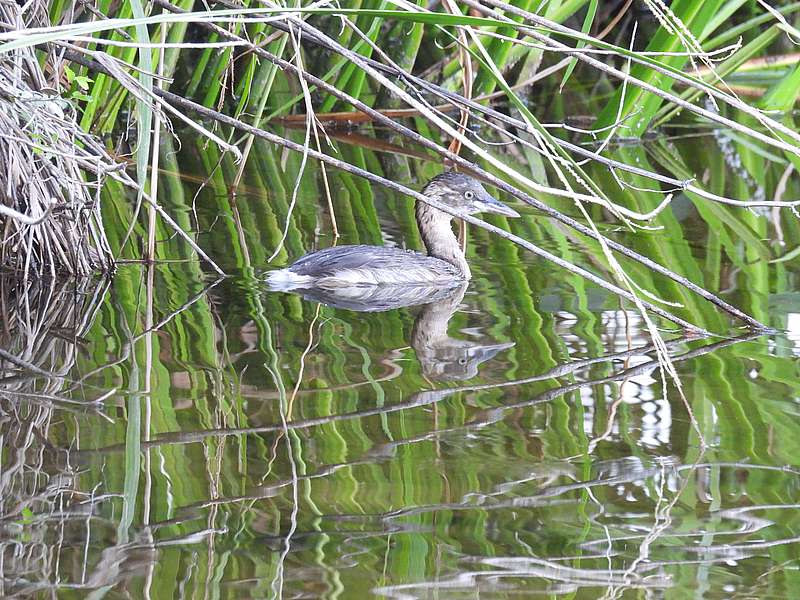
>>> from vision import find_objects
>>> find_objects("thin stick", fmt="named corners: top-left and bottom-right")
top-left (147, 17), bottom-right (167, 261)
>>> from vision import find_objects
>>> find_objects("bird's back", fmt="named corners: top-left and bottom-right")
top-left (267, 245), bottom-right (464, 289)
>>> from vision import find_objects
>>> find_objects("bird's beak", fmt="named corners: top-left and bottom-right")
top-left (475, 195), bottom-right (521, 218)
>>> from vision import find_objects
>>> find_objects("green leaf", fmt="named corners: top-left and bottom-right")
top-left (74, 75), bottom-right (92, 90)
top-left (760, 62), bottom-right (800, 112)
top-left (559, 0), bottom-right (597, 90)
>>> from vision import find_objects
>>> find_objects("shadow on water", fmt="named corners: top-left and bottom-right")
top-left (3, 128), bottom-right (800, 598)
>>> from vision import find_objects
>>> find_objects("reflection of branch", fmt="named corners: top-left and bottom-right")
top-left (516, 332), bottom-right (759, 409)
top-left (0, 276), bottom-right (116, 592)
top-left (0, 276), bottom-right (111, 383)
top-left (686, 534), bottom-right (800, 554)
top-left (71, 275), bottom-right (222, 387)
top-left (133, 276), bottom-right (223, 342)
top-left (79, 332), bottom-right (758, 456)
top-left (1, 388), bottom-right (114, 413)
top-left (374, 556), bottom-right (671, 599)
top-left (0, 347), bottom-right (57, 377)
top-left (678, 462), bottom-right (800, 476)
top-left (174, 336), bottom-right (758, 512)
top-left (236, 331), bottom-right (688, 401)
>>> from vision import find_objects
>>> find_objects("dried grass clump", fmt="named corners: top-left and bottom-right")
top-left (0, 1), bottom-right (117, 277)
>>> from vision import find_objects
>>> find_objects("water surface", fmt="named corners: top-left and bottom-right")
top-left (2, 129), bottom-right (800, 599)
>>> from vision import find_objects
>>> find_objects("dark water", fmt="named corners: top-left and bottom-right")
top-left (3, 131), bottom-right (800, 598)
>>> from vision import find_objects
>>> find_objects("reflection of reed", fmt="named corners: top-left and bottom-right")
top-left (0, 276), bottom-right (108, 380)
top-left (0, 276), bottom-right (110, 595)
top-left (87, 335), bottom-right (759, 516)
top-left (81, 331), bottom-right (758, 452)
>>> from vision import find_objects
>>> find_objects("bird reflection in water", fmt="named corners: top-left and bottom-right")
top-left (410, 284), bottom-right (513, 381)
top-left (270, 282), bottom-right (513, 381)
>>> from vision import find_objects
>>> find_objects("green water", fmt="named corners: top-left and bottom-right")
top-left (3, 128), bottom-right (800, 599)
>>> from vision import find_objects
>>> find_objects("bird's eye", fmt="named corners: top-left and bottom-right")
top-left (464, 190), bottom-right (474, 200)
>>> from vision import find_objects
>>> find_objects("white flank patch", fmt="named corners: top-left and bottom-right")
top-left (265, 269), bottom-right (313, 290)
top-left (316, 267), bottom-right (458, 287)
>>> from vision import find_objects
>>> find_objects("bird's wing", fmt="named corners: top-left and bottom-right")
top-left (289, 245), bottom-right (429, 277)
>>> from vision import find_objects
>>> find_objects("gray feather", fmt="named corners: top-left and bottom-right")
top-left (290, 281), bottom-right (463, 312)
top-left (287, 245), bottom-right (463, 284)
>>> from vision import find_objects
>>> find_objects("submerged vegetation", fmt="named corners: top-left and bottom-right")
top-left (3, 0), bottom-right (800, 597)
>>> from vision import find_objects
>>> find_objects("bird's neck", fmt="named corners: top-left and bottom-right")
top-left (412, 283), bottom-right (467, 346)
top-left (415, 201), bottom-right (470, 279)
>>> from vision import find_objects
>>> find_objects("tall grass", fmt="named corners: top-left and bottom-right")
top-left (0, 1), bottom-right (795, 304)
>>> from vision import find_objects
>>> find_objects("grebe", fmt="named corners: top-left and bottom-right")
top-left (266, 172), bottom-right (520, 289)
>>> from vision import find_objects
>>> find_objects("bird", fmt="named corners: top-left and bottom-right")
top-left (266, 172), bottom-right (520, 291)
